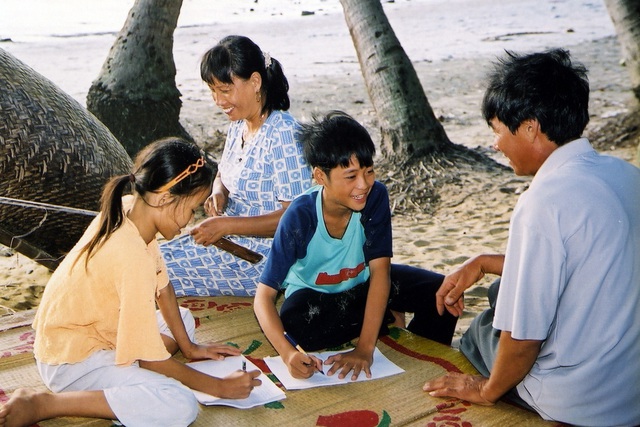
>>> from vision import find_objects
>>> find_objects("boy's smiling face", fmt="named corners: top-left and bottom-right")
top-left (315, 155), bottom-right (375, 214)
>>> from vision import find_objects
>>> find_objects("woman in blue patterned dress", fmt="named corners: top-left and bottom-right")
top-left (161, 35), bottom-right (312, 297)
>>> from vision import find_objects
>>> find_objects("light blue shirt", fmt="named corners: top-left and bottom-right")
top-left (281, 186), bottom-right (368, 298)
top-left (260, 181), bottom-right (393, 299)
top-left (494, 138), bottom-right (640, 426)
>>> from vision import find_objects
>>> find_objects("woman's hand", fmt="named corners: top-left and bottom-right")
top-left (325, 347), bottom-right (374, 380)
top-left (205, 174), bottom-right (229, 216)
top-left (189, 216), bottom-right (232, 246)
top-left (204, 191), bottom-right (227, 216)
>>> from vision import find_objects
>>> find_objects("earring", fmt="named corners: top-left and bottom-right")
top-left (256, 91), bottom-right (262, 103)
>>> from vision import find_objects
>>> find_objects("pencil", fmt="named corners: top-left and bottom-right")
top-left (284, 331), bottom-right (324, 374)
top-left (242, 360), bottom-right (246, 372)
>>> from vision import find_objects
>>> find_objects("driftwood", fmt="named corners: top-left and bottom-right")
top-left (0, 48), bottom-right (132, 270)
top-left (379, 143), bottom-right (510, 216)
top-left (213, 237), bottom-right (263, 264)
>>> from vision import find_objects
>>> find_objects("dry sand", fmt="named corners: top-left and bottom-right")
top-left (1, 0), bottom-right (638, 341)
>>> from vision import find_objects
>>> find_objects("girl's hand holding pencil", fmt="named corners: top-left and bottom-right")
top-left (218, 369), bottom-right (262, 399)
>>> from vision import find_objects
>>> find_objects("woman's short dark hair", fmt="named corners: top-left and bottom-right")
top-left (200, 35), bottom-right (290, 114)
top-left (482, 48), bottom-right (590, 146)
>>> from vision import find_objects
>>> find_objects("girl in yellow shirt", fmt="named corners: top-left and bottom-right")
top-left (1, 137), bottom-right (261, 427)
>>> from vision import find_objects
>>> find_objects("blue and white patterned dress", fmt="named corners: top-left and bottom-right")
top-left (160, 110), bottom-right (312, 296)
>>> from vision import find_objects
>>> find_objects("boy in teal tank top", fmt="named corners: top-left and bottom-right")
top-left (254, 112), bottom-right (457, 380)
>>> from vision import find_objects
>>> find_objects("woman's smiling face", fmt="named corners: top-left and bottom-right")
top-left (208, 74), bottom-right (260, 122)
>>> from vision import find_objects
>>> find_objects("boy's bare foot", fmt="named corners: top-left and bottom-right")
top-left (390, 310), bottom-right (407, 328)
top-left (0, 388), bottom-right (47, 427)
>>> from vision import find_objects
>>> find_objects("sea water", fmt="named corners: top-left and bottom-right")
top-left (0, 0), bottom-right (617, 104)
top-left (0, 0), bottom-right (614, 51)
top-left (0, 0), bottom-right (343, 42)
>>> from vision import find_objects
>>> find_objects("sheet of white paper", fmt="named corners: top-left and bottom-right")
top-left (264, 347), bottom-right (404, 390)
top-left (187, 355), bottom-right (286, 408)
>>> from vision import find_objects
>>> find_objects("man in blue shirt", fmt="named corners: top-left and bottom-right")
top-left (424, 49), bottom-right (640, 426)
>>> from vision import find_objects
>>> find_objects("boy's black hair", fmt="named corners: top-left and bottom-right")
top-left (482, 48), bottom-right (589, 146)
top-left (301, 111), bottom-right (375, 175)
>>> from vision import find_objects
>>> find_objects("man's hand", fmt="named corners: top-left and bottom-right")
top-left (423, 373), bottom-right (496, 406)
top-left (436, 260), bottom-right (485, 317)
top-left (436, 254), bottom-right (505, 316)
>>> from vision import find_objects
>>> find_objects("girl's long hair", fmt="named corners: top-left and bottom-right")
top-left (78, 137), bottom-right (213, 265)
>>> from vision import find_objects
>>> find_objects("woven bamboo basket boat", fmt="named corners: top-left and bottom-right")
top-left (0, 48), bottom-right (132, 270)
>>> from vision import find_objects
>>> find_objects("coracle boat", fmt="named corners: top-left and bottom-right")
top-left (0, 48), bottom-right (132, 270)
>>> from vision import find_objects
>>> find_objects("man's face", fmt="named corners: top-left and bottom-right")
top-left (490, 118), bottom-right (543, 176)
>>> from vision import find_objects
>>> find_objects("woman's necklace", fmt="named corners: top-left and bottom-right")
top-left (240, 125), bottom-right (255, 150)
top-left (237, 122), bottom-right (258, 163)
top-left (241, 113), bottom-right (267, 149)
top-left (237, 113), bottom-right (267, 163)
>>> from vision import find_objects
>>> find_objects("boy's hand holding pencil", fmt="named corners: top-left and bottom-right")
top-left (284, 332), bottom-right (325, 378)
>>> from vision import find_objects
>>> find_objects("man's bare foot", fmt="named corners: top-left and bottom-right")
top-left (0, 388), bottom-right (48, 427)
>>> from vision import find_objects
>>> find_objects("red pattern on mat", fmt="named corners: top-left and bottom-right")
top-left (242, 338), bottom-right (474, 427)
top-left (179, 299), bottom-right (252, 313)
top-left (1, 330), bottom-right (34, 358)
top-left (427, 402), bottom-right (473, 427)
top-left (316, 410), bottom-right (379, 426)
top-left (379, 335), bottom-right (463, 374)
top-left (245, 355), bottom-right (286, 389)
top-left (245, 356), bottom-right (267, 372)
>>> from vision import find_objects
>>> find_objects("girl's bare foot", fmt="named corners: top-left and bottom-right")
top-left (0, 388), bottom-right (47, 427)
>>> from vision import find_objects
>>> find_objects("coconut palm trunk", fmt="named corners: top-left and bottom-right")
top-left (603, 0), bottom-right (640, 162)
top-left (339, 0), bottom-right (451, 160)
top-left (87, 0), bottom-right (190, 157)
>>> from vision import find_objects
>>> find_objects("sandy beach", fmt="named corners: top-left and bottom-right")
top-left (1, 0), bottom-right (638, 340)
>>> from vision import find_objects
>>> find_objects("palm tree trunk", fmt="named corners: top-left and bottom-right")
top-left (604, 0), bottom-right (640, 99)
top-left (87, 0), bottom-right (190, 157)
top-left (603, 0), bottom-right (640, 163)
top-left (339, 0), bottom-right (450, 160)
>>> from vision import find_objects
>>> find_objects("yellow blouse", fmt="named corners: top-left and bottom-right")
top-left (33, 196), bottom-right (171, 366)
